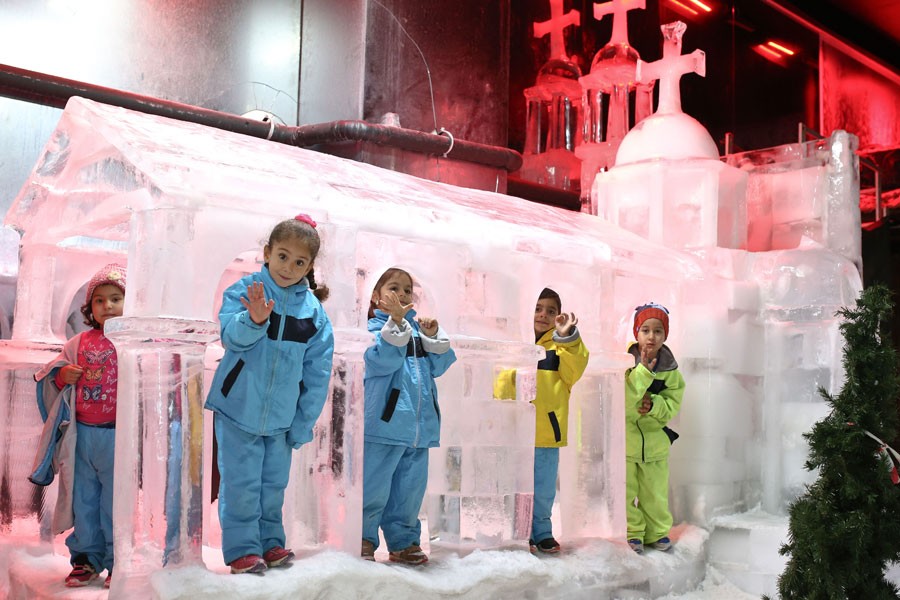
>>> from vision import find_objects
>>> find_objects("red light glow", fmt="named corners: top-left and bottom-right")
top-left (687, 0), bottom-right (713, 12)
top-left (667, 0), bottom-right (699, 17)
top-left (766, 41), bottom-right (795, 55)
top-left (753, 43), bottom-right (788, 66)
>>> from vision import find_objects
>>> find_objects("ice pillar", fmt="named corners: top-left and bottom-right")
top-left (105, 316), bottom-right (218, 598)
top-left (284, 330), bottom-right (370, 554)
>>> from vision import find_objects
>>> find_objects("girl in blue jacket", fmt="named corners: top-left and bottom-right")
top-left (205, 215), bottom-right (334, 574)
top-left (361, 268), bottom-right (456, 565)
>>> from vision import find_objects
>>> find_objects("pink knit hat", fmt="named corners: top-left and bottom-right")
top-left (633, 302), bottom-right (669, 339)
top-left (85, 263), bottom-right (127, 303)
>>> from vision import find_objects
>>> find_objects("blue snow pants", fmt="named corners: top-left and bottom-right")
top-left (215, 417), bottom-right (292, 565)
top-left (362, 441), bottom-right (429, 552)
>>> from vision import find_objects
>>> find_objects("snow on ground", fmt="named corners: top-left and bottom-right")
top-left (1, 523), bottom-right (762, 600)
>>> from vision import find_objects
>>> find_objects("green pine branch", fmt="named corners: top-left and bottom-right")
top-left (765, 285), bottom-right (900, 600)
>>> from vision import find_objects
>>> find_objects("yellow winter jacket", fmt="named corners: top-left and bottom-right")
top-left (533, 328), bottom-right (589, 448)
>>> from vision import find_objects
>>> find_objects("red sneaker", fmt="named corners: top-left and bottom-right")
top-left (229, 554), bottom-right (267, 574)
top-left (65, 563), bottom-right (98, 587)
top-left (104, 571), bottom-right (112, 589)
top-left (263, 546), bottom-right (295, 568)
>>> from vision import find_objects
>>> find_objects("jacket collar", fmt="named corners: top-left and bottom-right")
top-left (536, 328), bottom-right (554, 344)
top-left (627, 342), bottom-right (678, 372)
top-left (261, 265), bottom-right (309, 295)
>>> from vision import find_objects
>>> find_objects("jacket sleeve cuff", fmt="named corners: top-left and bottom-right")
top-left (420, 326), bottom-right (451, 354)
top-left (54, 369), bottom-right (67, 390)
top-left (552, 326), bottom-right (581, 344)
top-left (380, 318), bottom-right (412, 347)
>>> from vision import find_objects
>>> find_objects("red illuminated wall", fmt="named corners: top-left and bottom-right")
top-left (820, 41), bottom-right (900, 152)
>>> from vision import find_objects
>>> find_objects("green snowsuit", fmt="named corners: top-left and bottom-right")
top-left (625, 342), bottom-right (685, 543)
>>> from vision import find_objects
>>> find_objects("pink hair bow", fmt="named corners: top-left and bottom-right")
top-left (294, 214), bottom-right (317, 228)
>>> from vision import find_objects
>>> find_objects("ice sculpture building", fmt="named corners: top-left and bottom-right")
top-left (0, 22), bottom-right (861, 599)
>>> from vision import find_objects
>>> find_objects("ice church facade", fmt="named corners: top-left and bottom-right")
top-left (0, 18), bottom-right (864, 600)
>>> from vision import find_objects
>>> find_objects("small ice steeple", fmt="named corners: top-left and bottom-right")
top-left (615, 21), bottom-right (718, 164)
top-left (519, 0), bottom-right (583, 192)
top-left (575, 0), bottom-right (651, 213)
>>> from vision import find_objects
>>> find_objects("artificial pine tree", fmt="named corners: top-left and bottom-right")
top-left (770, 284), bottom-right (900, 600)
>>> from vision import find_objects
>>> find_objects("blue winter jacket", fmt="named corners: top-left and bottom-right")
top-left (364, 309), bottom-right (456, 448)
top-left (205, 267), bottom-right (334, 447)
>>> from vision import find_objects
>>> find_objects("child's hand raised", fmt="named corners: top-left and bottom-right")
top-left (555, 312), bottom-right (578, 337)
top-left (241, 281), bottom-right (275, 325)
top-left (59, 364), bottom-right (84, 385)
top-left (640, 345), bottom-right (658, 371)
top-left (379, 291), bottom-right (413, 325)
top-left (417, 317), bottom-right (439, 337)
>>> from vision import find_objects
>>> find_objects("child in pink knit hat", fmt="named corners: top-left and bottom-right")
top-left (30, 263), bottom-right (126, 589)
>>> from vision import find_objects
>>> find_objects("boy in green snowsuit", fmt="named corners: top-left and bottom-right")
top-left (625, 303), bottom-right (685, 554)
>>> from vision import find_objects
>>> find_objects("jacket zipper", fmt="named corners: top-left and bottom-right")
top-left (260, 284), bottom-right (286, 432)
top-left (412, 329), bottom-right (423, 448)
top-left (637, 420), bottom-right (645, 462)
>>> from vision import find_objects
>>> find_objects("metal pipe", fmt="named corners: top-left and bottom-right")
top-left (0, 63), bottom-right (522, 172)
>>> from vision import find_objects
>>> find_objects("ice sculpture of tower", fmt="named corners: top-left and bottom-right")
top-left (593, 21), bottom-right (748, 249)
top-left (576, 0), bottom-right (651, 214)
top-left (518, 0), bottom-right (583, 192)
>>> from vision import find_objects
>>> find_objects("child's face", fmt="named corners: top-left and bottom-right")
top-left (534, 298), bottom-right (559, 336)
top-left (373, 272), bottom-right (413, 308)
top-left (264, 236), bottom-right (313, 288)
top-left (637, 317), bottom-right (666, 354)
top-left (91, 284), bottom-right (124, 326)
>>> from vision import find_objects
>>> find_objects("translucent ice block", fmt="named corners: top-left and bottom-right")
top-left (592, 158), bottom-right (748, 249)
top-left (726, 130), bottom-right (861, 268)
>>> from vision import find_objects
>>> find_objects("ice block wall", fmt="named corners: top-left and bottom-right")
top-left (726, 131), bottom-right (862, 270)
top-left (671, 247), bottom-right (860, 526)
top-left (3, 97), bottom-right (712, 593)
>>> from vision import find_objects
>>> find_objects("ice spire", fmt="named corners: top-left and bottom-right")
top-left (636, 21), bottom-right (705, 115)
top-left (518, 0), bottom-right (584, 192)
top-left (613, 20), bottom-right (718, 164)
top-left (593, 0), bottom-right (644, 46)
top-left (574, 0), bottom-right (648, 213)
top-left (533, 0), bottom-right (581, 61)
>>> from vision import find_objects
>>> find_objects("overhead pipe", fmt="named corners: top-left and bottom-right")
top-left (0, 63), bottom-right (522, 172)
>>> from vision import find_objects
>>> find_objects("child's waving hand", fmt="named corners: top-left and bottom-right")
top-left (241, 281), bottom-right (275, 325)
top-left (379, 291), bottom-right (413, 325)
top-left (555, 312), bottom-right (578, 337)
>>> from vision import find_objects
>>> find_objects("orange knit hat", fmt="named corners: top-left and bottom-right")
top-left (633, 302), bottom-right (669, 339)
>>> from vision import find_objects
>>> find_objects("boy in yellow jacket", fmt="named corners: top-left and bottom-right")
top-left (625, 303), bottom-right (685, 554)
top-left (530, 288), bottom-right (589, 553)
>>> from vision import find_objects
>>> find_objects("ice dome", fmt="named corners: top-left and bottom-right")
top-left (615, 110), bottom-right (719, 164)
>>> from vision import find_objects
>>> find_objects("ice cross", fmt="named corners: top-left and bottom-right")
top-left (533, 0), bottom-right (581, 61)
top-left (636, 21), bottom-right (705, 114)
top-left (593, 0), bottom-right (645, 46)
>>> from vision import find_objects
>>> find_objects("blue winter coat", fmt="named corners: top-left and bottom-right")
top-left (205, 267), bottom-right (334, 447)
top-left (30, 334), bottom-right (82, 533)
top-left (363, 309), bottom-right (456, 448)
